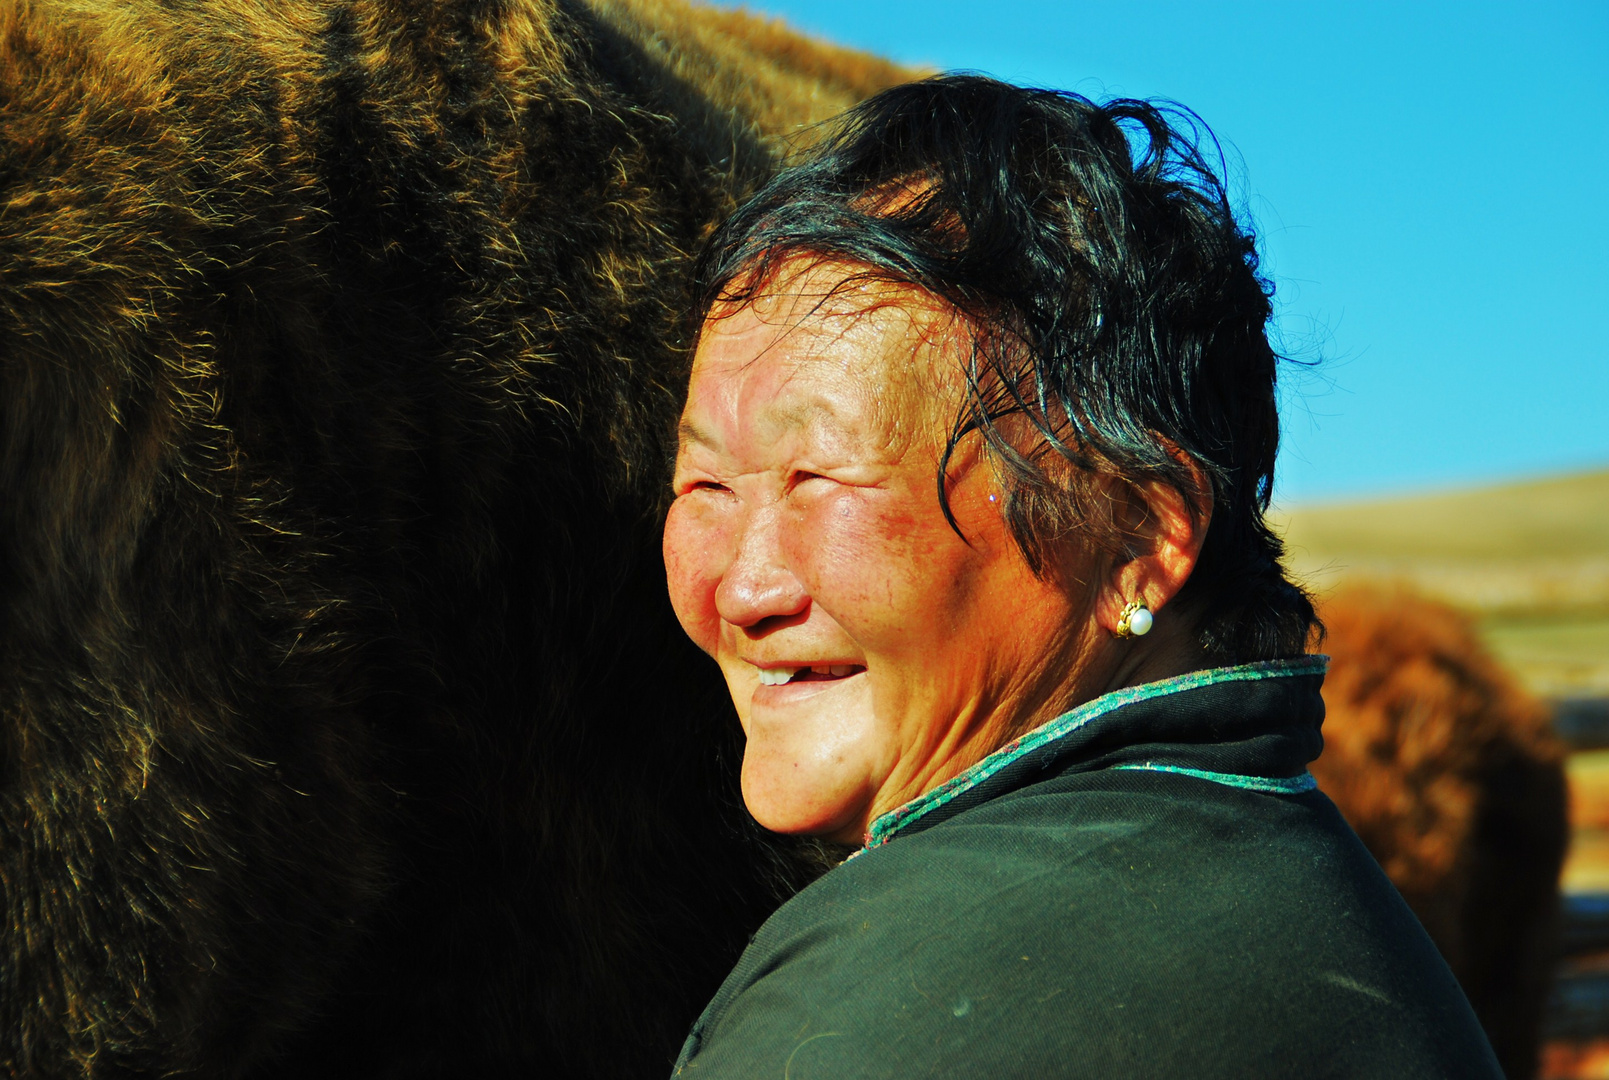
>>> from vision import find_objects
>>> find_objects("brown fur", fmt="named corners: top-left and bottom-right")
top-left (1314, 584), bottom-right (1569, 1080)
top-left (587, 0), bottom-right (922, 143)
top-left (0, 1), bottom-right (909, 1076)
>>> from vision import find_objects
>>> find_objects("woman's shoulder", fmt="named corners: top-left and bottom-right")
top-left (832, 761), bottom-right (1377, 913)
top-left (675, 777), bottom-right (1501, 1078)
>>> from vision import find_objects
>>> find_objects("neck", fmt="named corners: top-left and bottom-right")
top-left (1099, 610), bottom-right (1209, 697)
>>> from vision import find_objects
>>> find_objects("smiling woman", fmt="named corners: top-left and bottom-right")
top-left (662, 75), bottom-right (1502, 1078)
top-left (667, 268), bottom-right (1096, 841)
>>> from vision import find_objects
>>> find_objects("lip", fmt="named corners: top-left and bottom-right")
top-left (749, 665), bottom-right (866, 707)
top-left (745, 659), bottom-right (865, 677)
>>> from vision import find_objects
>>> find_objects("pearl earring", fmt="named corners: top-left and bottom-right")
top-left (1113, 598), bottom-right (1153, 639)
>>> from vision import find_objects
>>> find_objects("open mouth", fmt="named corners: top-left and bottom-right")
top-left (756, 664), bottom-right (866, 686)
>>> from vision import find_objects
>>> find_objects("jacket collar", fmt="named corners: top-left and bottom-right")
top-left (860, 655), bottom-right (1329, 852)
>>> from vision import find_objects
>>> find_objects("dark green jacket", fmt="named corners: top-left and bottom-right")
top-left (674, 658), bottom-right (1502, 1079)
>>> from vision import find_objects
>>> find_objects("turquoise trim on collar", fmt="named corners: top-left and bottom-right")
top-left (1113, 763), bottom-right (1318, 795)
top-left (860, 655), bottom-right (1328, 851)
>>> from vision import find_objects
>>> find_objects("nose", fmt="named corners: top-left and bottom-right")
top-left (714, 503), bottom-right (809, 631)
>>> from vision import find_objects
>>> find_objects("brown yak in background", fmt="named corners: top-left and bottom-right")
top-left (0, 0), bottom-right (1567, 1076)
top-left (1315, 584), bottom-right (1569, 1080)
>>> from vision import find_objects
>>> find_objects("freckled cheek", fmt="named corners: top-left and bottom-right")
top-left (663, 502), bottom-right (727, 655)
top-left (781, 495), bottom-right (949, 637)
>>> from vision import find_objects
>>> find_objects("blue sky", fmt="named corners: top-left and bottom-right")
top-left (733, 1), bottom-right (1609, 504)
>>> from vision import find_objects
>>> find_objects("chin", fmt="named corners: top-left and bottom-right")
top-left (741, 773), bottom-right (866, 842)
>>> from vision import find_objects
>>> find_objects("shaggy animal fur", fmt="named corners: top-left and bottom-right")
top-left (1314, 584), bottom-right (1569, 1080)
top-left (0, 1), bottom-right (907, 1076)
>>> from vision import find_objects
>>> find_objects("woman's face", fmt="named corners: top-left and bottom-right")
top-left (666, 264), bottom-right (1099, 844)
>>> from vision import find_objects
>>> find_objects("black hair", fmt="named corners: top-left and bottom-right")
top-left (691, 74), bottom-right (1317, 663)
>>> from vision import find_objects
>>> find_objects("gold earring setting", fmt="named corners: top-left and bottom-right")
top-left (1113, 598), bottom-right (1153, 639)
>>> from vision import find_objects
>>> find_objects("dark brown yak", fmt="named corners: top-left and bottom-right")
top-left (0, 1), bottom-right (905, 1075)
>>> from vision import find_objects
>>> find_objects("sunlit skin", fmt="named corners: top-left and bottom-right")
top-left (665, 261), bottom-right (1209, 845)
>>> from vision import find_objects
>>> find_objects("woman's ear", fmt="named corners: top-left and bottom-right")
top-left (1094, 460), bottom-right (1213, 635)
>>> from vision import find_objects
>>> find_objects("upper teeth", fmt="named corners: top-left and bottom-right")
top-left (756, 664), bottom-right (856, 685)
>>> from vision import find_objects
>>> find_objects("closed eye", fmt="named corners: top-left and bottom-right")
top-left (671, 470), bottom-right (731, 496)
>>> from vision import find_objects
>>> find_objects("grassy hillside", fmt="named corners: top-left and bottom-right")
top-left (1275, 469), bottom-right (1609, 564)
top-left (1272, 468), bottom-right (1609, 695)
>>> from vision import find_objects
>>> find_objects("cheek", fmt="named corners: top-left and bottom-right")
top-left (663, 500), bottom-right (724, 655)
top-left (784, 490), bottom-right (968, 637)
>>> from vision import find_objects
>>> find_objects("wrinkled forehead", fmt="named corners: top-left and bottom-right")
top-left (693, 258), bottom-right (970, 410)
